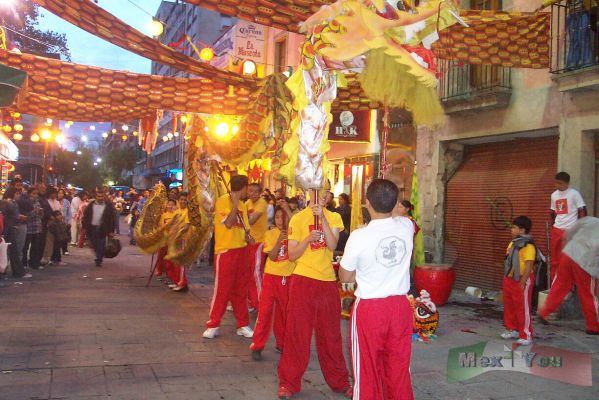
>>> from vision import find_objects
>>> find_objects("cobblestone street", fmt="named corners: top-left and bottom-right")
top-left (0, 237), bottom-right (597, 400)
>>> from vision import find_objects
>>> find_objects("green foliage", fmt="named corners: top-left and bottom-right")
top-left (53, 148), bottom-right (102, 189)
top-left (103, 146), bottom-right (137, 185)
top-left (2, 0), bottom-right (71, 60)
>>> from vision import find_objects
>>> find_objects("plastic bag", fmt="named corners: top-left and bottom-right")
top-left (0, 240), bottom-right (10, 273)
top-left (104, 237), bottom-right (122, 259)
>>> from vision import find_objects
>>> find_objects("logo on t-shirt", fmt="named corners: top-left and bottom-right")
top-left (275, 240), bottom-right (289, 261)
top-left (555, 198), bottom-right (568, 215)
top-left (308, 225), bottom-right (326, 250)
top-left (375, 236), bottom-right (407, 268)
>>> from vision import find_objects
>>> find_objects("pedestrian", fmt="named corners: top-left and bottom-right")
top-left (15, 181), bottom-right (32, 265)
top-left (42, 187), bottom-right (62, 264)
top-left (161, 173), bottom-right (180, 190)
top-left (2, 188), bottom-right (31, 278)
top-left (501, 216), bottom-right (536, 346)
top-left (538, 217), bottom-right (599, 334)
top-left (137, 189), bottom-right (150, 211)
top-left (37, 184), bottom-right (53, 265)
top-left (113, 190), bottom-right (125, 234)
top-left (246, 182), bottom-right (269, 310)
top-left (250, 206), bottom-right (295, 361)
top-left (339, 179), bottom-right (414, 400)
top-left (324, 190), bottom-right (336, 211)
top-left (277, 192), bottom-right (351, 400)
top-left (335, 193), bottom-right (351, 252)
top-left (57, 189), bottom-right (72, 255)
top-left (129, 193), bottom-right (140, 246)
top-left (82, 189), bottom-right (116, 267)
top-left (22, 187), bottom-right (44, 270)
top-left (549, 171), bottom-right (586, 281)
top-left (169, 192), bottom-right (190, 292)
top-left (203, 175), bottom-right (254, 340)
top-left (70, 191), bottom-right (83, 245)
top-left (75, 192), bottom-right (90, 248)
top-left (48, 210), bottom-right (68, 266)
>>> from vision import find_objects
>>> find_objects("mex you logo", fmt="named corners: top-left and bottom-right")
top-left (447, 341), bottom-right (592, 387)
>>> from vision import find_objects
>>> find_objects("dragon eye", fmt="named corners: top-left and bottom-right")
top-left (416, 306), bottom-right (431, 319)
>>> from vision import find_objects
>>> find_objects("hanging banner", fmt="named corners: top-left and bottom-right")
top-left (211, 21), bottom-right (266, 70)
top-left (328, 110), bottom-right (371, 143)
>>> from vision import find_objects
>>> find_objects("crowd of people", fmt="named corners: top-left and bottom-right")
top-left (0, 178), bottom-right (153, 278)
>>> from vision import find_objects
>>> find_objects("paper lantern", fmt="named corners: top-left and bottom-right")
top-left (200, 47), bottom-right (214, 62)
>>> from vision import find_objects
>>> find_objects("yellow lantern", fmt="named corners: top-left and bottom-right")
top-left (121, 135), bottom-right (128, 141)
top-left (199, 47), bottom-right (214, 62)
top-left (55, 134), bottom-right (65, 144)
top-left (30, 133), bottom-right (40, 142)
top-left (132, 130), bottom-right (138, 137)
top-left (3, 125), bottom-right (12, 133)
top-left (13, 133), bottom-right (23, 141)
top-left (149, 19), bottom-right (164, 36)
top-left (40, 129), bottom-right (52, 140)
top-left (14, 123), bottom-right (23, 132)
top-left (242, 60), bottom-right (257, 76)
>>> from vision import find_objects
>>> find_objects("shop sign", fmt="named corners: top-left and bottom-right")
top-left (0, 132), bottom-right (18, 161)
top-left (211, 21), bottom-right (265, 69)
top-left (328, 110), bottom-right (371, 142)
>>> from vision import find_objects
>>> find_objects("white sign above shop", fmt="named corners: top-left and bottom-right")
top-left (211, 21), bottom-right (266, 69)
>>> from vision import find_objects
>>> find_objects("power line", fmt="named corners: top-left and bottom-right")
top-left (0, 24), bottom-right (57, 49)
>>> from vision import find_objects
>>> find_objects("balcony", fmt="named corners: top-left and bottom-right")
top-left (550, 1), bottom-right (599, 92)
top-left (437, 60), bottom-right (512, 114)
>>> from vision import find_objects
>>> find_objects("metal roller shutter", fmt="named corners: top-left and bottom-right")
top-left (444, 135), bottom-right (558, 291)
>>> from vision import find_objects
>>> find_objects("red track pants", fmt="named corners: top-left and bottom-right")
top-left (502, 274), bottom-right (534, 341)
top-left (550, 227), bottom-right (566, 282)
top-left (350, 295), bottom-right (414, 400)
top-left (250, 273), bottom-right (290, 351)
top-left (166, 261), bottom-right (188, 287)
top-left (207, 247), bottom-right (250, 329)
top-left (154, 247), bottom-right (166, 277)
top-left (278, 275), bottom-right (350, 394)
top-left (539, 254), bottom-right (599, 332)
top-left (248, 242), bottom-right (264, 309)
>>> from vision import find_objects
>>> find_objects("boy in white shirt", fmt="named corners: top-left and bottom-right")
top-left (339, 179), bottom-right (415, 400)
top-left (550, 171), bottom-right (586, 281)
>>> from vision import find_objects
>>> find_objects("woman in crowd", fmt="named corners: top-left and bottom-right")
top-left (113, 190), bottom-right (125, 235)
top-left (75, 192), bottom-right (90, 248)
top-left (58, 189), bottom-right (72, 255)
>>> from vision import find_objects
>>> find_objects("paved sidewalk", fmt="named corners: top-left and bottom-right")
top-left (0, 237), bottom-right (597, 399)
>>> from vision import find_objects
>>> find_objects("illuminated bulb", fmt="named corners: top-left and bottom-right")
top-left (149, 19), bottom-right (164, 36)
top-left (162, 136), bottom-right (168, 142)
top-left (204, 127), bottom-right (209, 132)
top-left (167, 132), bottom-right (173, 139)
top-left (30, 133), bottom-right (40, 142)
top-left (81, 135), bottom-right (88, 142)
top-left (102, 132), bottom-right (108, 138)
top-left (73, 167), bottom-right (76, 171)
top-left (67, 120), bottom-right (73, 125)
top-left (173, 131), bottom-right (179, 137)
top-left (180, 115), bottom-right (188, 123)
top-left (96, 158), bottom-right (102, 163)
top-left (46, 118), bottom-right (53, 124)
top-left (13, 112), bottom-right (21, 118)
top-left (199, 47), bottom-right (214, 62)
top-left (121, 135), bottom-right (128, 141)
top-left (40, 129), bottom-right (51, 140)
top-left (76, 150), bottom-right (82, 155)
top-left (14, 123), bottom-right (23, 132)
top-left (242, 60), bottom-right (256, 75)
top-left (132, 131), bottom-right (138, 136)
top-left (73, 161), bottom-right (78, 165)
top-left (215, 122), bottom-right (229, 137)
top-left (2, 125), bottom-right (12, 133)
top-left (93, 162), bottom-right (98, 166)
top-left (232, 125), bottom-right (239, 135)
top-left (13, 133), bottom-right (23, 141)
top-left (122, 124), bottom-right (129, 131)
top-left (55, 134), bottom-right (65, 144)
top-left (89, 125), bottom-right (96, 131)
top-left (112, 128), bottom-right (117, 134)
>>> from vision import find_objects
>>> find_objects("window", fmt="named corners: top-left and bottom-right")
top-left (274, 37), bottom-right (288, 73)
top-left (470, 0), bottom-right (502, 89)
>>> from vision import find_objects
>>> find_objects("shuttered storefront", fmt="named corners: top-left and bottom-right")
top-left (444, 135), bottom-right (558, 291)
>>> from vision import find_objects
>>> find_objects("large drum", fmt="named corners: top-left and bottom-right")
top-left (413, 264), bottom-right (455, 306)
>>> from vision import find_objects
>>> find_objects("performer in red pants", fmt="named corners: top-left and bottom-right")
top-left (155, 199), bottom-right (177, 280)
top-left (246, 183), bottom-right (269, 310)
top-left (250, 206), bottom-right (295, 360)
top-left (203, 175), bottom-right (254, 339)
top-left (539, 217), bottom-right (599, 334)
top-left (277, 195), bottom-right (351, 400)
top-left (340, 179), bottom-right (415, 400)
top-left (549, 172), bottom-right (586, 281)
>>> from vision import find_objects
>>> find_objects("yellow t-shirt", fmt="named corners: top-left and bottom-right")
top-left (160, 210), bottom-right (176, 227)
top-left (176, 207), bottom-right (190, 224)
top-left (214, 194), bottom-right (249, 254)
top-left (246, 197), bottom-right (269, 243)
top-left (506, 242), bottom-right (536, 277)
top-left (263, 228), bottom-right (295, 277)
top-left (288, 207), bottom-right (344, 281)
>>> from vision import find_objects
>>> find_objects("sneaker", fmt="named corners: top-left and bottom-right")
top-left (248, 307), bottom-right (256, 313)
top-left (277, 386), bottom-right (293, 400)
top-left (22, 273), bottom-right (33, 278)
top-left (38, 266), bottom-right (45, 270)
top-left (251, 349), bottom-right (262, 361)
top-left (500, 330), bottom-right (519, 340)
top-left (202, 327), bottom-right (220, 339)
top-left (64, 251), bottom-right (70, 255)
top-left (226, 305), bottom-right (233, 311)
top-left (516, 338), bottom-right (532, 346)
top-left (537, 315), bottom-right (550, 325)
top-left (172, 285), bottom-right (188, 292)
top-left (168, 284), bottom-right (178, 288)
top-left (236, 326), bottom-right (254, 338)
top-left (585, 330), bottom-right (599, 335)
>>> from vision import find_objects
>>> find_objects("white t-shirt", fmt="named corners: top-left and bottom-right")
top-left (91, 203), bottom-right (106, 227)
top-left (340, 216), bottom-right (414, 299)
top-left (551, 188), bottom-right (585, 230)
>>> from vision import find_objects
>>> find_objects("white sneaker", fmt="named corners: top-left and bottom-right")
top-left (226, 305), bottom-right (233, 311)
top-left (64, 252), bottom-right (70, 255)
top-left (22, 273), bottom-right (33, 279)
top-left (500, 330), bottom-right (519, 340)
top-left (516, 338), bottom-right (532, 346)
top-left (236, 326), bottom-right (254, 338)
top-left (202, 327), bottom-right (220, 339)
top-left (168, 284), bottom-right (178, 288)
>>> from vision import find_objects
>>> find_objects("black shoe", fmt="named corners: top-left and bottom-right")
top-left (585, 330), bottom-right (599, 335)
top-left (251, 349), bottom-right (262, 361)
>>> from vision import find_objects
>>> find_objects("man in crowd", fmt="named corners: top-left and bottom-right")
top-left (82, 189), bottom-right (116, 267)
top-left (3, 188), bottom-right (30, 278)
top-left (277, 192), bottom-right (351, 399)
top-left (22, 187), bottom-right (44, 271)
top-left (203, 175), bottom-right (254, 339)
top-left (246, 183), bottom-right (269, 310)
top-left (549, 171), bottom-right (586, 281)
top-left (340, 179), bottom-right (415, 399)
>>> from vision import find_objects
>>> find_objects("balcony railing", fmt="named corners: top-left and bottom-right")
top-left (437, 60), bottom-right (511, 101)
top-left (550, 1), bottom-right (599, 73)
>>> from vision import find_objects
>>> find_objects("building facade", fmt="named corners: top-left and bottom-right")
top-left (417, 0), bottom-right (599, 291)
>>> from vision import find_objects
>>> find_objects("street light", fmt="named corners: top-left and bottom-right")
top-left (76, 150), bottom-right (82, 155)
top-left (96, 157), bottom-right (102, 163)
top-left (102, 132), bottom-right (109, 138)
top-left (81, 135), bottom-right (88, 142)
top-left (40, 129), bottom-right (51, 140)
top-left (73, 161), bottom-right (78, 165)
